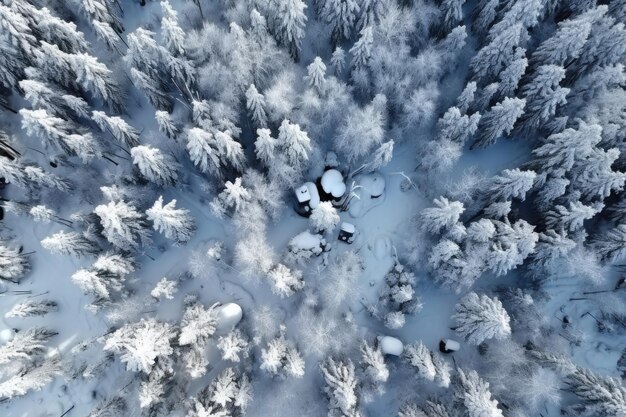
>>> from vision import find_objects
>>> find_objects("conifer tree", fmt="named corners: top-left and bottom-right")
top-left (0, 243), bottom-right (30, 283)
top-left (104, 318), bottom-right (175, 373)
top-left (273, 0), bottom-right (307, 59)
top-left (593, 224), bottom-right (626, 262)
top-left (130, 145), bottom-right (178, 186)
top-left (441, 0), bottom-right (465, 33)
top-left (305, 57), bottom-right (327, 93)
top-left (94, 200), bottom-right (152, 250)
top-left (146, 196), bottom-right (196, 243)
top-left (350, 26), bottom-right (373, 69)
top-left (179, 302), bottom-right (219, 347)
top-left (267, 263), bottom-right (305, 297)
top-left (321, 0), bottom-right (360, 42)
top-left (246, 84), bottom-right (268, 127)
top-left (452, 292), bottom-right (511, 345)
top-left (519, 65), bottom-right (570, 132)
top-left (472, 97), bottom-right (525, 148)
top-left (360, 341), bottom-right (388, 383)
top-left (41, 231), bottom-right (98, 257)
top-left (92, 111), bottom-right (140, 148)
top-left (565, 367), bottom-right (626, 416)
top-left (320, 358), bottom-right (361, 417)
top-left (421, 197), bottom-right (465, 235)
top-left (155, 111), bottom-right (180, 140)
top-left (454, 369), bottom-right (503, 417)
top-left (470, 24), bottom-right (522, 81)
top-left (435, 107), bottom-right (481, 145)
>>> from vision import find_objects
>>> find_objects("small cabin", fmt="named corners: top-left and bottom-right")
top-left (294, 182), bottom-right (320, 217)
top-left (439, 338), bottom-right (460, 354)
top-left (338, 222), bottom-right (356, 244)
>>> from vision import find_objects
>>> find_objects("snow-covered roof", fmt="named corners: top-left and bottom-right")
top-left (304, 182), bottom-right (320, 209)
top-left (290, 231), bottom-right (324, 250)
top-left (321, 169), bottom-right (346, 198)
top-left (442, 339), bottom-right (460, 352)
top-left (216, 303), bottom-right (243, 332)
top-left (341, 222), bottom-right (355, 234)
top-left (296, 184), bottom-right (311, 203)
top-left (380, 336), bottom-right (404, 356)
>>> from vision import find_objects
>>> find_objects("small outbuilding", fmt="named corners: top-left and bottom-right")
top-left (338, 222), bottom-right (356, 244)
top-left (295, 182), bottom-right (320, 217)
top-left (439, 338), bottom-right (460, 354)
top-left (379, 336), bottom-right (404, 356)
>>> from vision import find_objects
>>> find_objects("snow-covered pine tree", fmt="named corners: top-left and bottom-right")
top-left (546, 201), bottom-right (600, 232)
top-left (473, 0), bottom-right (500, 35)
top-left (399, 399), bottom-right (451, 417)
top-left (146, 196), bottom-right (196, 243)
top-left (155, 111), bottom-right (180, 140)
top-left (320, 357), bottom-right (361, 417)
top-left (104, 318), bottom-right (175, 373)
top-left (20, 78), bottom-right (88, 120)
top-left (130, 145), bottom-right (178, 186)
top-left (0, 327), bottom-right (56, 365)
top-left (94, 199), bottom-right (152, 250)
top-left (19, 109), bottom-right (99, 162)
top-left (267, 263), bottom-right (305, 297)
top-left (217, 329), bottom-right (249, 362)
top-left (277, 119), bottom-right (312, 165)
top-left (356, 0), bottom-right (387, 31)
top-left (310, 201), bottom-right (340, 233)
top-left (0, 358), bottom-right (62, 400)
top-left (130, 68), bottom-right (173, 112)
top-left (80, 0), bottom-right (122, 33)
top-left (380, 262), bottom-right (422, 329)
top-left (472, 97), bottom-right (525, 148)
top-left (484, 168), bottom-right (536, 202)
top-left (272, 0), bottom-right (307, 59)
top-left (456, 81), bottom-right (477, 114)
top-left (497, 49), bottom-right (527, 97)
top-left (593, 224), bottom-right (626, 262)
top-left (92, 111), bottom-right (140, 148)
top-left (403, 341), bottom-right (436, 381)
top-left (421, 197), bottom-right (465, 235)
top-left (321, 0), bottom-right (360, 42)
top-left (454, 368), bottom-right (503, 417)
top-left (350, 26), bottom-right (373, 69)
top-left (336, 95), bottom-right (385, 162)
top-left (5, 300), bottom-right (58, 318)
top-left (331, 46), bottom-right (346, 75)
top-left (92, 20), bottom-right (123, 54)
top-left (186, 127), bottom-right (221, 176)
top-left (530, 12), bottom-right (593, 67)
top-left (246, 84), bottom-right (268, 127)
top-left (518, 65), bottom-right (570, 132)
top-left (452, 292), bottom-right (511, 345)
top-left (470, 23), bottom-right (523, 81)
top-left (87, 397), bottom-right (127, 417)
top-left (161, 1), bottom-right (185, 55)
top-left (35, 42), bottom-right (122, 110)
top-left (179, 302), bottom-right (219, 347)
top-left (488, 0), bottom-right (543, 38)
top-left (0, 242), bottom-right (30, 283)
top-left (255, 128), bottom-right (276, 166)
top-left (150, 277), bottom-right (178, 300)
top-left (564, 366), bottom-right (626, 416)
top-left (260, 329), bottom-right (305, 378)
top-left (210, 177), bottom-right (251, 218)
top-left (360, 341), bottom-right (388, 383)
top-left (575, 10), bottom-right (626, 76)
top-left (441, 0), bottom-right (465, 33)
top-left (305, 57), bottom-right (327, 94)
top-left (188, 368), bottom-right (252, 416)
top-left (435, 107), bottom-right (481, 145)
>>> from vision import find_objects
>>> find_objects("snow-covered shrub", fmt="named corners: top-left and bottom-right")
top-left (378, 261), bottom-right (422, 329)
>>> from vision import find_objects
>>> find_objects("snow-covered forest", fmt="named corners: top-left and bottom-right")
top-left (1, 0), bottom-right (626, 416)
